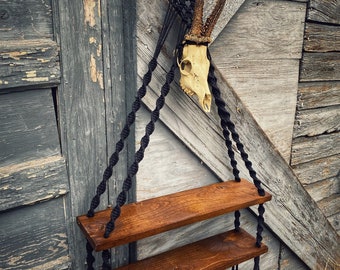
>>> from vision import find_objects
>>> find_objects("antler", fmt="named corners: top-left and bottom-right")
top-left (203, 0), bottom-right (226, 38)
top-left (185, 0), bottom-right (226, 44)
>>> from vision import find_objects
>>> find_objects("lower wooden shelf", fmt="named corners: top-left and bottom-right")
top-left (116, 228), bottom-right (268, 270)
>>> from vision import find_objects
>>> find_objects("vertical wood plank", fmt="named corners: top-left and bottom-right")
top-left (101, 0), bottom-right (137, 267)
top-left (55, 0), bottom-right (135, 267)
top-left (55, 0), bottom-right (107, 268)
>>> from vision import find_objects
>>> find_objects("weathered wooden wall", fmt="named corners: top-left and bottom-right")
top-left (0, 0), bottom-right (70, 269)
top-left (291, 0), bottom-right (340, 238)
top-left (0, 0), bottom-right (136, 269)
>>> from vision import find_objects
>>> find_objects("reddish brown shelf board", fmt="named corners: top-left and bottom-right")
top-left (77, 179), bottom-right (271, 251)
top-left (117, 228), bottom-right (268, 270)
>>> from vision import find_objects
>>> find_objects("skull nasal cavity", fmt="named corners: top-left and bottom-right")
top-left (181, 60), bottom-right (192, 73)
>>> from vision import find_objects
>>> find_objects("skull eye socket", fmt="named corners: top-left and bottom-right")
top-left (180, 59), bottom-right (192, 75)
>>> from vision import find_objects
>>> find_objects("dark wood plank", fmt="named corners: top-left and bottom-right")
top-left (0, 0), bottom-right (53, 40)
top-left (297, 82), bottom-right (340, 110)
top-left (292, 154), bottom-right (340, 185)
top-left (300, 52), bottom-right (340, 82)
top-left (0, 88), bottom-right (60, 166)
top-left (0, 39), bottom-right (59, 89)
top-left (0, 197), bottom-right (70, 269)
top-left (293, 105), bottom-right (340, 137)
top-left (308, 0), bottom-right (340, 25)
top-left (0, 155), bottom-right (68, 212)
top-left (55, 0), bottom-right (107, 267)
top-left (77, 179), bottom-right (271, 251)
top-left (291, 132), bottom-right (340, 165)
top-left (304, 22), bottom-right (340, 52)
top-left (117, 228), bottom-right (268, 270)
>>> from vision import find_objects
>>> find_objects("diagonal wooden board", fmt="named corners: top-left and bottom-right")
top-left (136, 0), bottom-right (340, 268)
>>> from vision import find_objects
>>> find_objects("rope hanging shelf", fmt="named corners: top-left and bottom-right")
top-left (77, 1), bottom-right (272, 269)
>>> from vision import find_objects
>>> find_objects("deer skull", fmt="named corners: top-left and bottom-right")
top-left (177, 0), bottom-right (226, 113)
top-left (178, 44), bottom-right (211, 112)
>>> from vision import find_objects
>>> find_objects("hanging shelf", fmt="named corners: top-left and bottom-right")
top-left (77, 1), bottom-right (273, 268)
top-left (77, 179), bottom-right (271, 268)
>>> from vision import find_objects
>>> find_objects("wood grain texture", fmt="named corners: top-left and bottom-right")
top-left (308, 0), bottom-right (340, 25)
top-left (305, 176), bottom-right (339, 202)
top-left (136, 1), bottom-right (340, 264)
top-left (209, 0), bottom-right (306, 162)
top-left (292, 154), bottom-right (340, 185)
top-left (293, 105), bottom-right (340, 137)
top-left (291, 132), bottom-right (340, 165)
top-left (304, 22), bottom-right (340, 52)
top-left (327, 213), bottom-right (340, 234)
top-left (210, 0), bottom-right (306, 59)
top-left (0, 39), bottom-right (60, 89)
top-left (297, 82), bottom-right (340, 110)
top-left (0, 197), bottom-right (70, 269)
top-left (0, 155), bottom-right (68, 212)
top-left (0, 0), bottom-right (53, 40)
top-left (77, 180), bottom-right (271, 251)
top-left (117, 228), bottom-right (268, 270)
top-left (0, 88), bottom-right (60, 167)
top-left (317, 194), bottom-right (340, 217)
top-left (300, 52), bottom-right (340, 82)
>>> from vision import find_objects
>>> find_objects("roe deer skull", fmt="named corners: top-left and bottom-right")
top-left (177, 0), bottom-right (226, 113)
top-left (179, 43), bottom-right (211, 112)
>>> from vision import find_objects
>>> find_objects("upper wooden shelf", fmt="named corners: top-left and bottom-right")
top-left (77, 179), bottom-right (271, 251)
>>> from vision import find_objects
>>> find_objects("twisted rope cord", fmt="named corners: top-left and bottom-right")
top-left (104, 63), bottom-right (177, 238)
top-left (102, 250), bottom-right (111, 270)
top-left (86, 241), bottom-right (95, 270)
top-left (207, 51), bottom-right (265, 197)
top-left (254, 256), bottom-right (260, 270)
top-left (207, 51), bottom-right (266, 270)
top-left (86, 4), bottom-right (177, 218)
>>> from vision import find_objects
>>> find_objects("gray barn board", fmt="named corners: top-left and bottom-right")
top-left (291, 0), bottom-right (340, 239)
top-left (209, 0), bottom-right (306, 162)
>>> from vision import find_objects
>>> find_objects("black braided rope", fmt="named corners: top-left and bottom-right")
top-left (102, 250), bottom-right (111, 270)
top-left (207, 50), bottom-right (267, 270)
top-left (254, 256), bottom-right (260, 270)
top-left (86, 241), bottom-right (95, 270)
top-left (104, 63), bottom-right (177, 238)
top-left (86, 3), bottom-right (177, 218)
top-left (207, 51), bottom-right (265, 197)
top-left (232, 265), bottom-right (239, 270)
top-left (170, 0), bottom-right (195, 27)
top-left (256, 204), bottom-right (265, 247)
